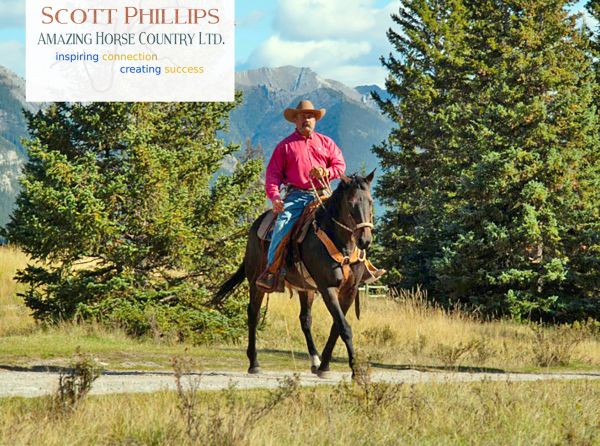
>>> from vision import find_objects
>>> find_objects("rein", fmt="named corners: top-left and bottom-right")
top-left (307, 172), bottom-right (374, 289)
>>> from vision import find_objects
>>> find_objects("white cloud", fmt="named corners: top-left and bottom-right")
top-left (243, 0), bottom-right (397, 87)
top-left (0, 1), bottom-right (25, 28)
top-left (580, 9), bottom-right (599, 31)
top-left (274, 0), bottom-right (398, 44)
top-left (0, 41), bottom-right (24, 77)
top-left (274, 0), bottom-right (377, 40)
top-left (251, 35), bottom-right (371, 68)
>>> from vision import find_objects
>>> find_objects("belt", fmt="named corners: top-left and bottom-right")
top-left (285, 185), bottom-right (326, 195)
top-left (284, 185), bottom-right (330, 202)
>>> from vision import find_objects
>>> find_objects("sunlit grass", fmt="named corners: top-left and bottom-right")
top-left (0, 379), bottom-right (598, 445)
top-left (261, 288), bottom-right (600, 372)
top-left (0, 244), bottom-right (36, 336)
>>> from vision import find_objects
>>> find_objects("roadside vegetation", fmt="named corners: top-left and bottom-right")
top-left (0, 377), bottom-right (598, 445)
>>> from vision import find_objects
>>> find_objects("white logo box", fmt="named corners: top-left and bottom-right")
top-left (26, 0), bottom-right (234, 102)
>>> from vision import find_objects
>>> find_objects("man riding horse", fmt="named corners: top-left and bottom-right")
top-left (256, 100), bottom-right (384, 291)
top-left (213, 100), bottom-right (385, 376)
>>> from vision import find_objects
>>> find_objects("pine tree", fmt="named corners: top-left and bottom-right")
top-left (375, 0), bottom-right (600, 320)
top-left (587, 0), bottom-right (600, 103)
top-left (2, 100), bottom-right (264, 341)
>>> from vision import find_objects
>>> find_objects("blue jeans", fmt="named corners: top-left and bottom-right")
top-left (267, 189), bottom-right (315, 267)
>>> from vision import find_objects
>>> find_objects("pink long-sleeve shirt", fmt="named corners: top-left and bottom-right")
top-left (265, 130), bottom-right (346, 202)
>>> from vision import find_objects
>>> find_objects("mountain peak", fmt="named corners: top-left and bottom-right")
top-left (236, 66), bottom-right (362, 103)
top-left (0, 65), bottom-right (33, 114)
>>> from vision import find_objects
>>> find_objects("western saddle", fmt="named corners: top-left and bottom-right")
top-left (256, 194), bottom-right (384, 293)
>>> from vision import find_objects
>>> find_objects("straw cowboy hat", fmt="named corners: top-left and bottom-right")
top-left (283, 100), bottom-right (326, 123)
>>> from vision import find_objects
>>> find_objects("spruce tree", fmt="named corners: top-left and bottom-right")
top-left (375, 0), bottom-right (600, 320)
top-left (2, 100), bottom-right (264, 341)
top-left (587, 0), bottom-right (600, 103)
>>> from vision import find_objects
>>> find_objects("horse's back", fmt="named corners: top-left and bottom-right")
top-left (244, 210), bottom-right (272, 280)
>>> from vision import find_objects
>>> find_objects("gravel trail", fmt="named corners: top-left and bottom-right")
top-left (1, 368), bottom-right (598, 398)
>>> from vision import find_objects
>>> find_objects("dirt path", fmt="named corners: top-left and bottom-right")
top-left (1, 368), bottom-right (598, 398)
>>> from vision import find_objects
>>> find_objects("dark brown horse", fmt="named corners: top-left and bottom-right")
top-left (212, 171), bottom-right (375, 377)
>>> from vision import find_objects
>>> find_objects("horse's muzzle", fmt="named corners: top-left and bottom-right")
top-left (357, 227), bottom-right (372, 250)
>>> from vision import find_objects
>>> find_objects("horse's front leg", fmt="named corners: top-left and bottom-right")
top-left (298, 290), bottom-right (320, 373)
top-left (247, 283), bottom-right (265, 374)
top-left (317, 285), bottom-right (356, 377)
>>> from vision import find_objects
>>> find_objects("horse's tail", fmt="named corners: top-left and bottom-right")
top-left (211, 262), bottom-right (246, 306)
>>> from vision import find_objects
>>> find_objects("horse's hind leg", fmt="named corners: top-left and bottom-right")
top-left (298, 291), bottom-right (320, 373)
top-left (247, 283), bottom-right (265, 374)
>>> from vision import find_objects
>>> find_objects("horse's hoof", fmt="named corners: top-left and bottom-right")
top-left (311, 365), bottom-right (319, 374)
top-left (316, 369), bottom-right (332, 379)
top-left (248, 366), bottom-right (261, 374)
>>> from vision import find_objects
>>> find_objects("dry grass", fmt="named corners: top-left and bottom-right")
top-left (261, 288), bottom-right (600, 372)
top-left (0, 244), bottom-right (36, 336)
top-left (0, 379), bottom-right (598, 445)
top-left (1, 245), bottom-right (599, 372)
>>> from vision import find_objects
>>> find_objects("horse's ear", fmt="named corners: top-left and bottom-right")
top-left (340, 174), bottom-right (351, 185)
top-left (365, 169), bottom-right (376, 183)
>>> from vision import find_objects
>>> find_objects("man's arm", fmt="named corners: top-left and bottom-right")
top-left (265, 142), bottom-right (285, 203)
top-left (326, 139), bottom-right (346, 179)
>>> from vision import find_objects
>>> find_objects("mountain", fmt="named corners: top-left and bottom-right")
top-left (0, 66), bottom-right (42, 230)
top-left (227, 66), bottom-right (393, 178)
top-left (0, 65), bottom-right (392, 230)
top-left (355, 84), bottom-right (393, 108)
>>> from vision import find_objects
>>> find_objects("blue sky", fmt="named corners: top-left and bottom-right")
top-left (0, 0), bottom-right (597, 88)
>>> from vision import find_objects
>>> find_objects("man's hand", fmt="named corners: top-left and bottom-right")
top-left (272, 198), bottom-right (284, 214)
top-left (309, 166), bottom-right (328, 180)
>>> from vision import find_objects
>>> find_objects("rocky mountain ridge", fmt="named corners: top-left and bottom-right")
top-left (0, 66), bottom-right (42, 229)
top-left (0, 65), bottom-right (392, 229)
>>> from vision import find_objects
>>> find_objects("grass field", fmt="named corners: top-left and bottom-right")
top-left (1, 245), bottom-right (599, 373)
top-left (1, 379), bottom-right (598, 445)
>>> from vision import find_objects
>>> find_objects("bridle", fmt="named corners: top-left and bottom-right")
top-left (309, 174), bottom-right (374, 235)
top-left (331, 216), bottom-right (373, 234)
top-left (331, 199), bottom-right (374, 235)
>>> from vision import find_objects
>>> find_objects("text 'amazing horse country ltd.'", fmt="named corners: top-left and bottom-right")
top-left (212, 170), bottom-right (376, 378)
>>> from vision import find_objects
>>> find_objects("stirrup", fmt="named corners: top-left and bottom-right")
top-left (256, 271), bottom-right (276, 292)
top-left (256, 269), bottom-right (286, 293)
top-left (364, 267), bottom-right (386, 284)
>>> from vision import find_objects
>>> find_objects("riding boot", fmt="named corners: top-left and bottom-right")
top-left (256, 268), bottom-right (286, 293)
top-left (256, 269), bottom-right (277, 292)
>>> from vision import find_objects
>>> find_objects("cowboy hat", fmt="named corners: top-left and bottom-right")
top-left (283, 100), bottom-right (326, 123)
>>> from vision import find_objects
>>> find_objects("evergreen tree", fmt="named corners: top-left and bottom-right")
top-left (2, 100), bottom-right (264, 341)
top-left (375, 0), bottom-right (600, 320)
top-left (587, 0), bottom-right (600, 103)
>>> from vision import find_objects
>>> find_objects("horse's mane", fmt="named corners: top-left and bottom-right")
top-left (315, 173), bottom-right (369, 225)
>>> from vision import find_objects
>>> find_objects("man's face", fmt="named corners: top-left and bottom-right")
top-left (295, 112), bottom-right (316, 136)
